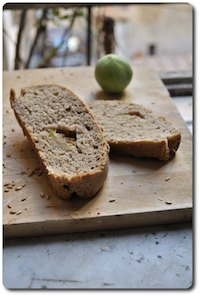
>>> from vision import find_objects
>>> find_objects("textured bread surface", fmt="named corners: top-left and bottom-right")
top-left (10, 85), bottom-right (109, 199)
top-left (90, 101), bottom-right (181, 161)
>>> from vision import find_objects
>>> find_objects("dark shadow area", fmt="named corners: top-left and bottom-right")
top-left (109, 153), bottom-right (167, 171)
top-left (4, 222), bottom-right (192, 247)
top-left (92, 89), bottom-right (126, 101)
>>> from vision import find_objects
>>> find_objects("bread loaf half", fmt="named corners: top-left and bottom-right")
top-left (90, 101), bottom-right (181, 161)
top-left (10, 85), bottom-right (109, 199)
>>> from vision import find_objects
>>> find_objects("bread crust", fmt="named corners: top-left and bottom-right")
top-left (10, 86), bottom-right (109, 200)
top-left (109, 136), bottom-right (181, 161)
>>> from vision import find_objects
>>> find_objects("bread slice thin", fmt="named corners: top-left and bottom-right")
top-left (10, 85), bottom-right (109, 199)
top-left (89, 101), bottom-right (181, 161)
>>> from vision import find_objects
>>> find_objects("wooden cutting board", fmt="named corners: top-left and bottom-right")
top-left (3, 66), bottom-right (192, 238)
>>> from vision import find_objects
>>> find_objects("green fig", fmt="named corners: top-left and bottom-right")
top-left (95, 54), bottom-right (133, 94)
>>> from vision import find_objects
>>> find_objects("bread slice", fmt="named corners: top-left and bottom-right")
top-left (10, 85), bottom-right (109, 199)
top-left (89, 101), bottom-right (181, 161)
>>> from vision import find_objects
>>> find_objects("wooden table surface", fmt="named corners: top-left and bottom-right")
top-left (3, 66), bottom-right (192, 238)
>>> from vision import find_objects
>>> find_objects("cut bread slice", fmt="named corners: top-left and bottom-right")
top-left (10, 85), bottom-right (109, 199)
top-left (89, 101), bottom-right (181, 161)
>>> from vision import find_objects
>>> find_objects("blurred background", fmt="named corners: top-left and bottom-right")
top-left (3, 3), bottom-right (193, 132)
top-left (3, 3), bottom-right (192, 72)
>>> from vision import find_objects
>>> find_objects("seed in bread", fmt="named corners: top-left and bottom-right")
top-left (89, 101), bottom-right (181, 161)
top-left (10, 85), bottom-right (109, 199)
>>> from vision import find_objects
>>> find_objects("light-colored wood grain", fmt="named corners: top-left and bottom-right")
top-left (3, 66), bottom-right (192, 238)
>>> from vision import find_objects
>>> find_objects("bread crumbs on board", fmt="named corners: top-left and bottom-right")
top-left (15, 184), bottom-right (26, 191)
top-left (16, 210), bottom-right (22, 215)
top-left (165, 201), bottom-right (172, 205)
top-left (9, 210), bottom-right (16, 215)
